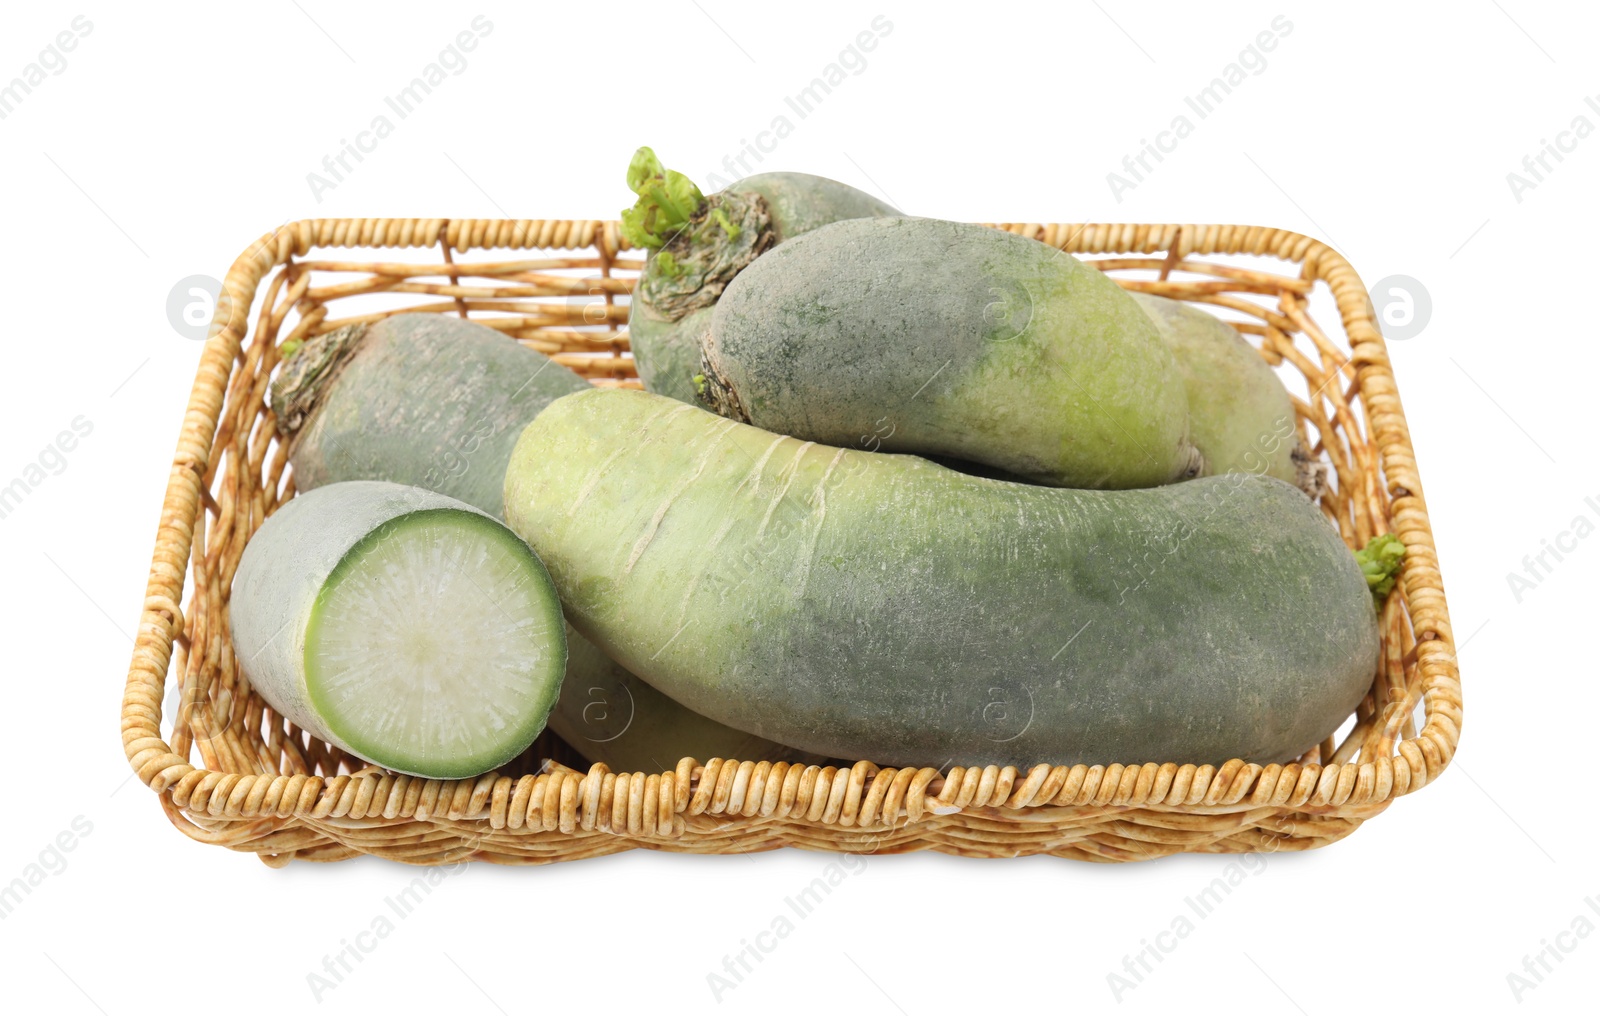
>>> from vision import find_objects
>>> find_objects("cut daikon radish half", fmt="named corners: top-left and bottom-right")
top-left (229, 481), bottom-right (566, 779)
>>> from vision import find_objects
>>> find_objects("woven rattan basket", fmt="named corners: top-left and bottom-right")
top-left (119, 217), bottom-right (1460, 865)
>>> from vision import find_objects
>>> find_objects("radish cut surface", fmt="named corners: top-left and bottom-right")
top-left (304, 508), bottom-right (563, 777)
top-left (230, 482), bottom-right (565, 780)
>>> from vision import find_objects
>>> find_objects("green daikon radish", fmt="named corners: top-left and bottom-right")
top-left (230, 481), bottom-right (566, 779)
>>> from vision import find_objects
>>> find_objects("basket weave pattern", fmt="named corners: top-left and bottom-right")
top-left (119, 218), bottom-right (1461, 865)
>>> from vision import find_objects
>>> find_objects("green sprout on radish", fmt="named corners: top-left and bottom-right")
top-left (1355, 533), bottom-right (1406, 606)
top-left (620, 146), bottom-right (706, 249)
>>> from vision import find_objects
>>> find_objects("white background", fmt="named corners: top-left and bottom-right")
top-left (1, 2), bottom-right (1595, 1013)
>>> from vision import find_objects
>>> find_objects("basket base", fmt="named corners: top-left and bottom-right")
top-left (166, 798), bottom-right (1389, 868)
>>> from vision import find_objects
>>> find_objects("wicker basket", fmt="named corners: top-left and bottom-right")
top-left (119, 217), bottom-right (1460, 865)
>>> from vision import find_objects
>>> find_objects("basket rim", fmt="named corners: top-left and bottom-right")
top-left (119, 217), bottom-right (1461, 837)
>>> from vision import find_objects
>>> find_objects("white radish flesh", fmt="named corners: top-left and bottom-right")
top-left (230, 481), bottom-right (566, 779)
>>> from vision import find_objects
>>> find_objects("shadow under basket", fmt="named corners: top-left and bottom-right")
top-left (120, 217), bottom-right (1461, 866)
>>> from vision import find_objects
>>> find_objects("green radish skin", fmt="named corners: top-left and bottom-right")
top-left (699, 216), bottom-right (1202, 489)
top-left (549, 635), bottom-right (818, 772)
top-left (504, 388), bottom-right (1380, 769)
top-left (273, 313), bottom-right (808, 770)
top-left (738, 171), bottom-right (902, 237)
top-left (230, 481), bottom-right (566, 780)
top-left (627, 305), bottom-right (713, 405)
top-left (628, 170), bottom-right (900, 404)
top-left (274, 314), bottom-right (590, 518)
top-left (1131, 292), bottom-right (1309, 491)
